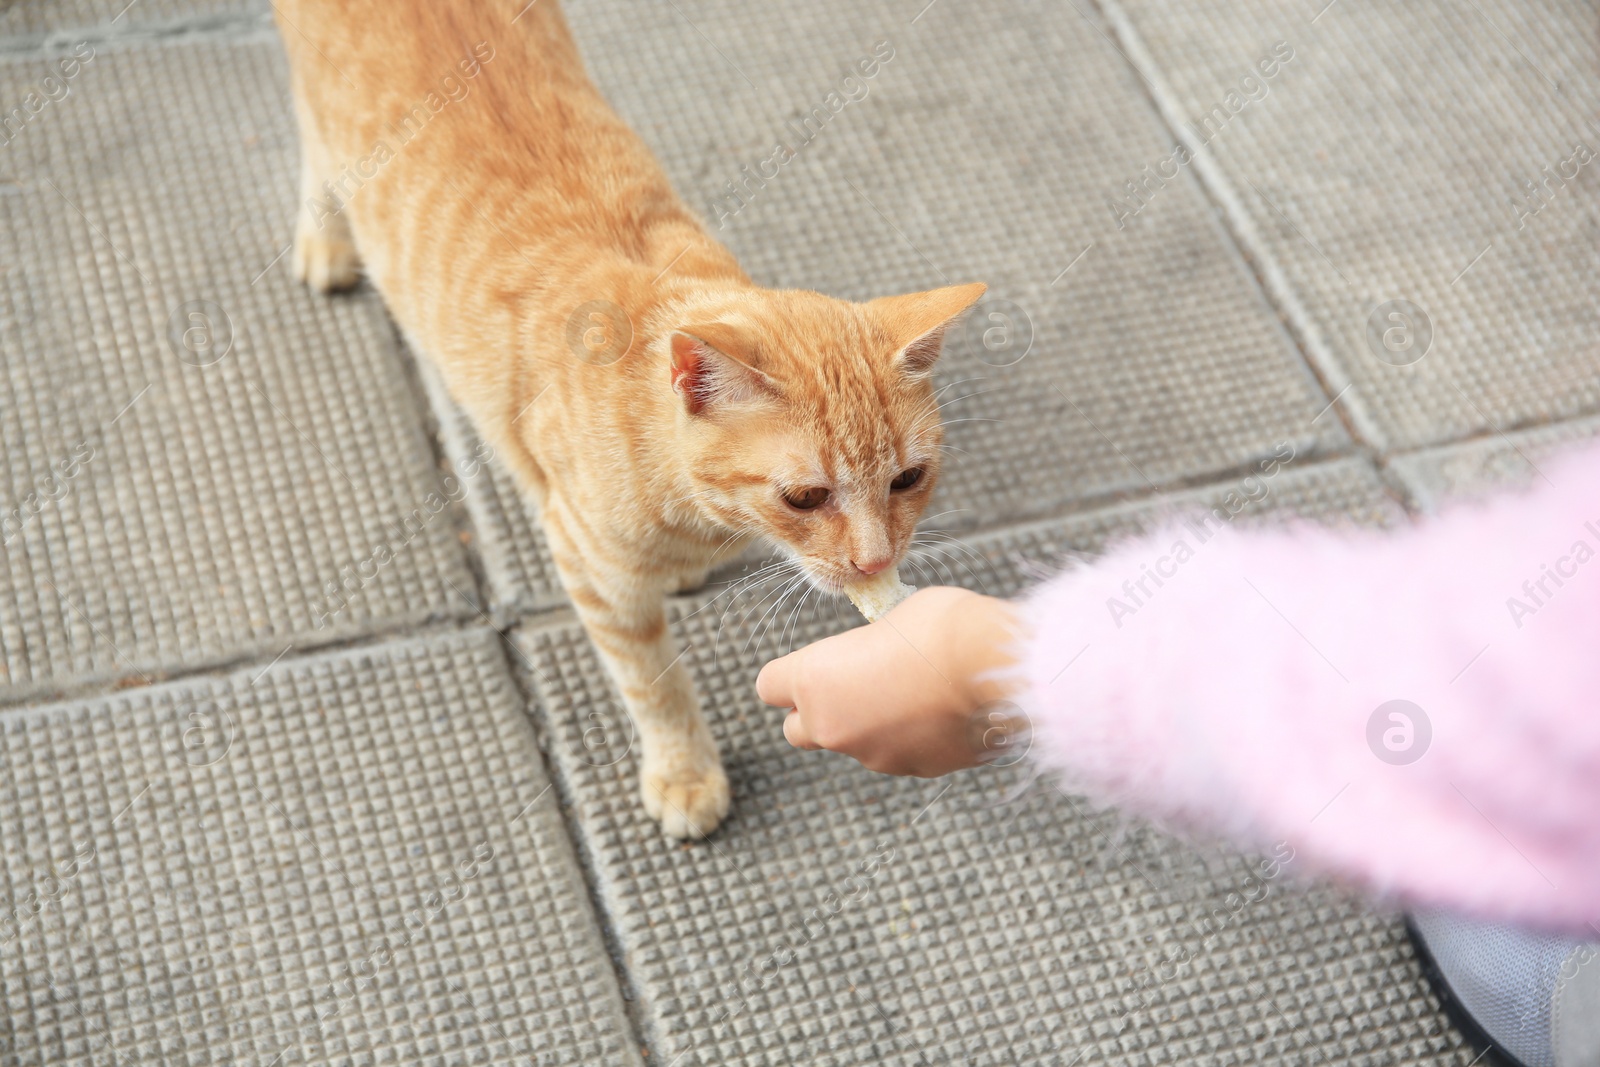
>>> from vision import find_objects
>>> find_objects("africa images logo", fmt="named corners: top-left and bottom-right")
top-left (1366, 700), bottom-right (1430, 766)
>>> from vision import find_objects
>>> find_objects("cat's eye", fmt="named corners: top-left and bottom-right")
top-left (890, 467), bottom-right (924, 492)
top-left (784, 487), bottom-right (830, 511)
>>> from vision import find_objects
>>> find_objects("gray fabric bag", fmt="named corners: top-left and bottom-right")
top-left (1411, 911), bottom-right (1600, 1067)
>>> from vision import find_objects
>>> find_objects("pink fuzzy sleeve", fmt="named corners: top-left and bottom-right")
top-left (1014, 442), bottom-right (1600, 932)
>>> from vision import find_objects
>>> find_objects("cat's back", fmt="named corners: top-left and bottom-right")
top-left (288, 0), bottom-right (666, 181)
top-left (275, 0), bottom-right (702, 407)
top-left (276, 0), bottom-right (588, 122)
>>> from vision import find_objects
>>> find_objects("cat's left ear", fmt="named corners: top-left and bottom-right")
top-left (868, 282), bottom-right (987, 378)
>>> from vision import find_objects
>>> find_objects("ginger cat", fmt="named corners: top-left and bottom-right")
top-left (274, 0), bottom-right (984, 837)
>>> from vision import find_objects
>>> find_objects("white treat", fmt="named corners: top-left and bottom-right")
top-left (846, 568), bottom-right (914, 622)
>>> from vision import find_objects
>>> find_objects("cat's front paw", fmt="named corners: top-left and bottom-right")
top-left (641, 763), bottom-right (730, 839)
top-left (293, 226), bottom-right (362, 293)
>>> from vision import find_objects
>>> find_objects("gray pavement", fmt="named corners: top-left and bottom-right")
top-left (1, 0), bottom-right (1596, 1064)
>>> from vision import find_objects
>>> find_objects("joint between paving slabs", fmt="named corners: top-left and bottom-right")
top-left (485, 619), bottom-right (662, 1067)
top-left (1089, 0), bottom-right (1384, 465)
top-left (0, 12), bottom-right (278, 58)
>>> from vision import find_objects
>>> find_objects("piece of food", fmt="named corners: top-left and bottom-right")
top-left (846, 568), bottom-right (914, 622)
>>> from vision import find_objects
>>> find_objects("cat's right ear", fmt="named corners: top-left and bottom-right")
top-left (670, 328), bottom-right (778, 416)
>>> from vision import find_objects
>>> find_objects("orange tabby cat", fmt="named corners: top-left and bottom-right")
top-left (274, 0), bottom-right (984, 837)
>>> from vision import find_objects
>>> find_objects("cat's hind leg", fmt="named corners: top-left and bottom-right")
top-left (290, 103), bottom-right (362, 292)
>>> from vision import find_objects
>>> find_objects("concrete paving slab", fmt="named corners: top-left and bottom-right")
top-left (551, 0), bottom-right (1350, 535)
top-left (0, 626), bottom-right (641, 1067)
top-left (1106, 0), bottom-right (1600, 451)
top-left (513, 457), bottom-right (1468, 1067)
top-left (0, 38), bottom-right (477, 702)
top-left (1387, 415), bottom-right (1600, 513)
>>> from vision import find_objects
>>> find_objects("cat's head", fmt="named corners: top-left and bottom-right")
top-left (667, 282), bottom-right (985, 596)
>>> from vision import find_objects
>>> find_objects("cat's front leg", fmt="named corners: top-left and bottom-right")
top-left (545, 510), bottom-right (729, 839)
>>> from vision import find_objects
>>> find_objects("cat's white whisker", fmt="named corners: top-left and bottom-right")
top-left (707, 527), bottom-right (746, 562)
top-left (913, 551), bottom-right (987, 582)
top-left (935, 388), bottom-right (993, 413)
top-left (779, 584), bottom-right (817, 653)
top-left (933, 373), bottom-right (988, 393)
top-left (747, 586), bottom-right (800, 655)
top-left (715, 555), bottom-right (796, 595)
top-left (743, 572), bottom-right (811, 655)
top-left (912, 529), bottom-right (986, 555)
top-left (706, 558), bottom-right (806, 650)
top-left (917, 507), bottom-right (971, 525)
top-left (912, 538), bottom-right (992, 577)
top-left (928, 377), bottom-right (985, 406)
top-left (908, 535), bottom-right (992, 588)
top-left (905, 550), bottom-right (967, 590)
top-left (706, 567), bottom-right (799, 623)
top-left (689, 558), bottom-right (801, 632)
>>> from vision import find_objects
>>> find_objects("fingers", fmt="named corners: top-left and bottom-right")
top-left (761, 652), bottom-right (819, 750)
top-left (782, 709), bottom-right (822, 750)
top-left (755, 653), bottom-right (796, 708)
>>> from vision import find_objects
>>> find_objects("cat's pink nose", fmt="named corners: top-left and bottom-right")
top-left (853, 557), bottom-right (892, 576)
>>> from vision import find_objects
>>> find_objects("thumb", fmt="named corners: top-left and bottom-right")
top-left (756, 651), bottom-right (799, 708)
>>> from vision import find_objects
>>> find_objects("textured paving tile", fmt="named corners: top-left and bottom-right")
top-left (1387, 415), bottom-right (1600, 513)
top-left (0, 0), bottom-right (262, 41)
top-left (1107, 0), bottom-right (1600, 451)
top-left (512, 458), bottom-right (1474, 1067)
top-left (0, 627), bottom-right (641, 1067)
top-left (0, 38), bottom-right (478, 702)
top-left (533, 0), bottom-right (1350, 537)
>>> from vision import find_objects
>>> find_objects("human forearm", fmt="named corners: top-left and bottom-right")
top-left (1012, 445), bottom-right (1600, 929)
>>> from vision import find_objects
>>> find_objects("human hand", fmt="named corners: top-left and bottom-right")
top-left (755, 587), bottom-right (1023, 777)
